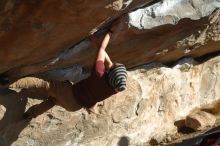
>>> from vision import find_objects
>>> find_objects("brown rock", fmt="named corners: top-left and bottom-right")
top-left (1, 2), bottom-right (220, 82)
top-left (0, 0), bottom-right (149, 73)
top-left (185, 111), bottom-right (216, 131)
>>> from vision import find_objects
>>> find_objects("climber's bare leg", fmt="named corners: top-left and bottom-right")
top-left (10, 77), bottom-right (50, 100)
top-left (8, 77), bottom-right (54, 119)
top-left (9, 77), bottom-right (82, 117)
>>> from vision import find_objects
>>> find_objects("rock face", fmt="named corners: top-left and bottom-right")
top-left (185, 111), bottom-right (216, 131)
top-left (0, 0), bottom-right (149, 73)
top-left (0, 54), bottom-right (220, 146)
top-left (0, 0), bottom-right (220, 146)
top-left (1, 0), bottom-right (220, 81)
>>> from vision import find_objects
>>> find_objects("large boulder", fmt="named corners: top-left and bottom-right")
top-left (0, 0), bottom-right (220, 146)
top-left (0, 0), bottom-right (149, 73)
top-left (1, 0), bottom-right (220, 81)
top-left (1, 54), bottom-right (220, 146)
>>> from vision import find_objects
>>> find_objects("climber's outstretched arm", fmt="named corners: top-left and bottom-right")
top-left (96, 32), bottom-right (111, 62)
top-left (104, 52), bottom-right (113, 70)
top-left (95, 32), bottom-right (113, 77)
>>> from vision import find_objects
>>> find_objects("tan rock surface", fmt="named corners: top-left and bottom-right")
top-left (1, 54), bottom-right (220, 146)
top-left (0, 1), bottom-right (220, 146)
top-left (185, 111), bottom-right (216, 131)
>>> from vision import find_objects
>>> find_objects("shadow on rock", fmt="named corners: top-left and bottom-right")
top-left (0, 88), bottom-right (30, 146)
top-left (171, 126), bottom-right (220, 146)
top-left (0, 82), bottom-right (83, 146)
top-left (0, 88), bottom-right (57, 146)
top-left (118, 136), bottom-right (130, 146)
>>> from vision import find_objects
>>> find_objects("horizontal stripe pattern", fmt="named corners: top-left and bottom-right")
top-left (108, 65), bottom-right (127, 92)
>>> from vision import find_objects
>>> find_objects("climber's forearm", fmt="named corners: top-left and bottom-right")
top-left (105, 52), bottom-right (113, 69)
top-left (96, 48), bottom-right (106, 62)
top-left (99, 32), bottom-right (111, 51)
top-left (96, 32), bottom-right (111, 62)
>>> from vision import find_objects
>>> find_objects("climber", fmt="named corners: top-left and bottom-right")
top-left (1, 29), bottom-right (128, 119)
top-left (73, 30), bottom-right (128, 108)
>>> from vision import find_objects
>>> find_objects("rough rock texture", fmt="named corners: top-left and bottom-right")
top-left (1, 0), bottom-right (220, 146)
top-left (1, 0), bottom-right (220, 81)
top-left (0, 54), bottom-right (220, 146)
top-left (0, 0), bottom-right (151, 73)
top-left (185, 111), bottom-right (216, 131)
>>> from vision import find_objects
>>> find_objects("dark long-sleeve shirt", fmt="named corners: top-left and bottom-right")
top-left (72, 61), bottom-right (116, 108)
